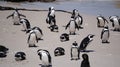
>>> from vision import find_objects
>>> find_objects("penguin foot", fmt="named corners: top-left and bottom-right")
top-left (102, 41), bottom-right (110, 43)
top-left (13, 23), bottom-right (21, 25)
top-left (29, 45), bottom-right (38, 47)
top-left (37, 38), bottom-right (43, 40)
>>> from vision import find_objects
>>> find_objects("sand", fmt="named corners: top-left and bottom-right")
top-left (0, 2), bottom-right (120, 67)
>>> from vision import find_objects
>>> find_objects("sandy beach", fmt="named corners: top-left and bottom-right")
top-left (0, 1), bottom-right (120, 67)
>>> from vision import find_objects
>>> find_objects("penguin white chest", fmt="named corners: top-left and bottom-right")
top-left (69, 21), bottom-right (76, 33)
top-left (114, 18), bottom-right (120, 29)
top-left (99, 17), bottom-right (105, 26)
top-left (72, 47), bottom-right (78, 58)
top-left (13, 13), bottom-right (20, 24)
top-left (22, 21), bottom-right (27, 30)
top-left (29, 33), bottom-right (37, 45)
top-left (102, 30), bottom-right (109, 41)
top-left (42, 52), bottom-right (49, 65)
top-left (75, 17), bottom-right (82, 25)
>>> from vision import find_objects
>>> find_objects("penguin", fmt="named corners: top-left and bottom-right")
top-left (71, 9), bottom-right (83, 29)
top-left (109, 15), bottom-right (120, 31)
top-left (0, 45), bottom-right (9, 58)
top-left (79, 34), bottom-right (95, 52)
top-left (7, 9), bottom-right (26, 25)
top-left (81, 54), bottom-right (90, 67)
top-left (15, 52), bottom-right (26, 61)
top-left (37, 49), bottom-right (52, 67)
top-left (46, 7), bottom-right (56, 26)
top-left (96, 15), bottom-right (108, 28)
top-left (101, 25), bottom-right (110, 43)
top-left (54, 47), bottom-right (65, 56)
top-left (20, 18), bottom-right (31, 32)
top-left (65, 17), bottom-right (79, 35)
top-left (60, 33), bottom-right (69, 42)
top-left (27, 31), bottom-right (38, 47)
top-left (26, 26), bottom-right (43, 40)
top-left (48, 24), bottom-right (58, 32)
top-left (71, 41), bottom-right (80, 60)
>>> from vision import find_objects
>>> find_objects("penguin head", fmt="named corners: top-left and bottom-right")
top-left (72, 41), bottom-right (78, 46)
top-left (88, 34), bottom-right (95, 38)
top-left (104, 25), bottom-right (109, 29)
top-left (0, 45), bottom-right (9, 53)
top-left (82, 54), bottom-right (89, 60)
top-left (49, 6), bottom-right (54, 11)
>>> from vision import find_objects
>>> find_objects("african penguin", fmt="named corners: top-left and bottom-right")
top-left (71, 41), bottom-right (80, 60)
top-left (60, 33), bottom-right (69, 42)
top-left (109, 15), bottom-right (120, 31)
top-left (71, 9), bottom-right (83, 29)
top-left (96, 15), bottom-right (108, 28)
top-left (46, 7), bottom-right (56, 26)
top-left (20, 18), bottom-right (31, 32)
top-left (0, 45), bottom-right (9, 58)
top-left (37, 49), bottom-right (52, 67)
top-left (54, 47), bottom-right (65, 56)
top-left (26, 26), bottom-right (43, 40)
top-left (15, 52), bottom-right (26, 61)
top-left (7, 9), bottom-right (26, 25)
top-left (81, 54), bottom-right (90, 67)
top-left (101, 25), bottom-right (110, 43)
top-left (27, 31), bottom-right (38, 47)
top-left (65, 17), bottom-right (79, 35)
top-left (79, 34), bottom-right (95, 52)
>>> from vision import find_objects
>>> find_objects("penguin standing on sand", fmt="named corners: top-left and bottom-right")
top-left (71, 41), bottom-right (80, 60)
top-left (96, 15), bottom-right (108, 28)
top-left (20, 18), bottom-right (31, 32)
top-left (109, 15), bottom-right (120, 31)
top-left (79, 34), bottom-right (95, 52)
top-left (27, 26), bottom-right (43, 40)
top-left (71, 9), bottom-right (83, 29)
top-left (7, 9), bottom-right (26, 25)
top-left (46, 7), bottom-right (56, 26)
top-left (65, 17), bottom-right (79, 35)
top-left (37, 49), bottom-right (52, 67)
top-left (27, 31), bottom-right (38, 47)
top-left (101, 25), bottom-right (110, 43)
top-left (81, 54), bottom-right (90, 67)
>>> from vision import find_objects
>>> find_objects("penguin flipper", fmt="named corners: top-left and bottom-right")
top-left (65, 21), bottom-right (70, 30)
top-left (78, 15), bottom-right (83, 25)
top-left (6, 14), bottom-right (13, 19)
top-left (101, 29), bottom-right (104, 39)
top-left (75, 21), bottom-right (79, 30)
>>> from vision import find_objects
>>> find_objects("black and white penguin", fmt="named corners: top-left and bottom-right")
top-left (48, 24), bottom-right (58, 32)
top-left (81, 54), bottom-right (90, 67)
top-left (109, 15), bottom-right (120, 31)
top-left (79, 34), bottom-right (95, 52)
top-left (20, 18), bottom-right (31, 32)
top-left (27, 26), bottom-right (43, 40)
top-left (37, 49), bottom-right (52, 67)
top-left (46, 7), bottom-right (56, 26)
top-left (65, 17), bottom-right (79, 35)
top-left (71, 9), bottom-right (83, 29)
top-left (15, 52), bottom-right (26, 61)
top-left (0, 45), bottom-right (9, 58)
top-left (27, 31), bottom-right (38, 47)
top-left (96, 15), bottom-right (108, 28)
top-left (7, 9), bottom-right (26, 25)
top-left (71, 41), bottom-right (80, 60)
top-left (101, 25), bottom-right (110, 43)
top-left (60, 33), bottom-right (69, 42)
top-left (54, 47), bottom-right (65, 56)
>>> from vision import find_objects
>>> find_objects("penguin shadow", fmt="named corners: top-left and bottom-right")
top-left (47, 27), bottom-right (59, 33)
top-left (39, 64), bottom-right (52, 67)
top-left (102, 41), bottom-right (110, 44)
top-left (110, 29), bottom-right (120, 32)
top-left (29, 45), bottom-right (39, 48)
top-left (69, 33), bottom-right (80, 35)
top-left (80, 50), bottom-right (95, 53)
